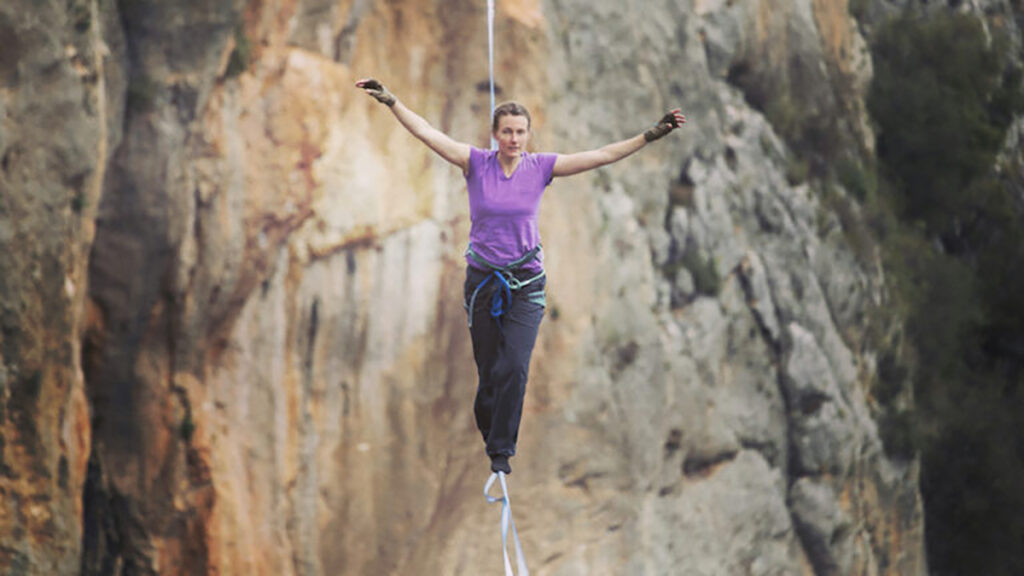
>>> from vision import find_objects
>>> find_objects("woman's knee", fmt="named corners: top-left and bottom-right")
top-left (489, 358), bottom-right (530, 388)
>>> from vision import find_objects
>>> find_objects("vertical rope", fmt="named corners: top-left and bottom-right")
top-left (488, 0), bottom-right (497, 149)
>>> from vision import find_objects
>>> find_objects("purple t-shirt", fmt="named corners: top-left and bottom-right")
top-left (465, 147), bottom-right (557, 273)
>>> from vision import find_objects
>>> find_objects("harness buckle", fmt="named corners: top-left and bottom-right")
top-left (505, 274), bottom-right (523, 290)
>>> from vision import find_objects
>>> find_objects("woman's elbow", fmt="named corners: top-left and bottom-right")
top-left (597, 150), bottom-right (618, 167)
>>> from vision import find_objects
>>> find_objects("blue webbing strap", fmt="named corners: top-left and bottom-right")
top-left (485, 471), bottom-right (529, 576)
top-left (491, 270), bottom-right (513, 321)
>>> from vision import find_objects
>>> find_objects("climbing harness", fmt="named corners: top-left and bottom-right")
top-left (487, 0), bottom-right (495, 150)
top-left (464, 244), bottom-right (547, 329)
top-left (485, 471), bottom-right (530, 576)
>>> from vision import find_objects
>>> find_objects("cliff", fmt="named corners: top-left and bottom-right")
top-left (1, 0), bottom-right (927, 574)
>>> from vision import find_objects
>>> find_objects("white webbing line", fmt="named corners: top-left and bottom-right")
top-left (484, 3), bottom-right (527, 573)
top-left (484, 471), bottom-right (530, 576)
top-left (488, 0), bottom-right (497, 149)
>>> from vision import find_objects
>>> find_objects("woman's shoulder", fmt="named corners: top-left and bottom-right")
top-left (524, 150), bottom-right (558, 168)
top-left (525, 149), bottom-right (556, 158)
top-left (470, 146), bottom-right (498, 163)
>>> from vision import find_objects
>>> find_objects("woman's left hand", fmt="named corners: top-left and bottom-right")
top-left (644, 108), bottom-right (686, 142)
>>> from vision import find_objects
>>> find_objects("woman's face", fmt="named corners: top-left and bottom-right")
top-left (493, 114), bottom-right (530, 159)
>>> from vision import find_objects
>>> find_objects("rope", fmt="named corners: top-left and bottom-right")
top-left (488, 0), bottom-right (497, 150)
top-left (483, 7), bottom-right (529, 574)
top-left (485, 472), bottom-right (530, 576)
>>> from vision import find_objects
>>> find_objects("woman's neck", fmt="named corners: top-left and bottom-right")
top-left (498, 152), bottom-right (521, 176)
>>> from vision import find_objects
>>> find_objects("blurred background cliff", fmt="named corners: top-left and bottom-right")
top-left (1, 0), bottom-right (1022, 574)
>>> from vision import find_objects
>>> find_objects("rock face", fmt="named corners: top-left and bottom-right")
top-left (0, 0), bottom-right (123, 572)
top-left (1, 0), bottom-right (930, 574)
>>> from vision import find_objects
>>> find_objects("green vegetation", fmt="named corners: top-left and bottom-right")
top-left (848, 0), bottom-right (871, 21)
top-left (180, 411), bottom-right (195, 441)
top-left (865, 9), bottom-right (1024, 575)
top-left (869, 12), bottom-right (1022, 240)
top-left (126, 74), bottom-right (159, 113)
top-left (764, 93), bottom-right (803, 149)
top-left (225, 24), bottom-right (251, 78)
top-left (71, 190), bottom-right (87, 213)
top-left (836, 157), bottom-right (878, 204)
top-left (69, 1), bottom-right (92, 33)
top-left (818, 179), bottom-right (876, 266)
top-left (785, 155), bottom-right (810, 186)
top-left (682, 249), bottom-right (721, 297)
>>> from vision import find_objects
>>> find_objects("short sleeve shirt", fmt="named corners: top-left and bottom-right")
top-left (465, 147), bottom-right (558, 274)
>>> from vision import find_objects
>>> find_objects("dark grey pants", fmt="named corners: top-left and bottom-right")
top-left (464, 266), bottom-right (546, 466)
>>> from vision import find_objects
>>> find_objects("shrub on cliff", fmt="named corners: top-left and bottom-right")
top-left (869, 11), bottom-right (1022, 242)
top-left (867, 9), bottom-right (1024, 576)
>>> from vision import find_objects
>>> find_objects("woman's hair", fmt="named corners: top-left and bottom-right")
top-left (492, 101), bottom-right (531, 131)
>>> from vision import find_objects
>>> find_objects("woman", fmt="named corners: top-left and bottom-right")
top-left (356, 78), bottom-right (685, 475)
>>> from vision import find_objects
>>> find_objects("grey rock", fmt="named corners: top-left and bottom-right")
top-left (668, 206), bottom-right (691, 252)
top-left (673, 266), bottom-right (696, 303)
top-left (783, 322), bottom-right (861, 477)
top-left (643, 451), bottom-right (807, 576)
top-left (738, 250), bottom-right (782, 345)
top-left (790, 477), bottom-right (856, 576)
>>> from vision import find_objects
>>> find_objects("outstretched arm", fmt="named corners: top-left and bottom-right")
top-left (356, 79), bottom-right (471, 173)
top-left (551, 109), bottom-right (686, 178)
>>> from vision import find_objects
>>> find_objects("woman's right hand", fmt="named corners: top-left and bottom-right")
top-left (355, 78), bottom-right (396, 107)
